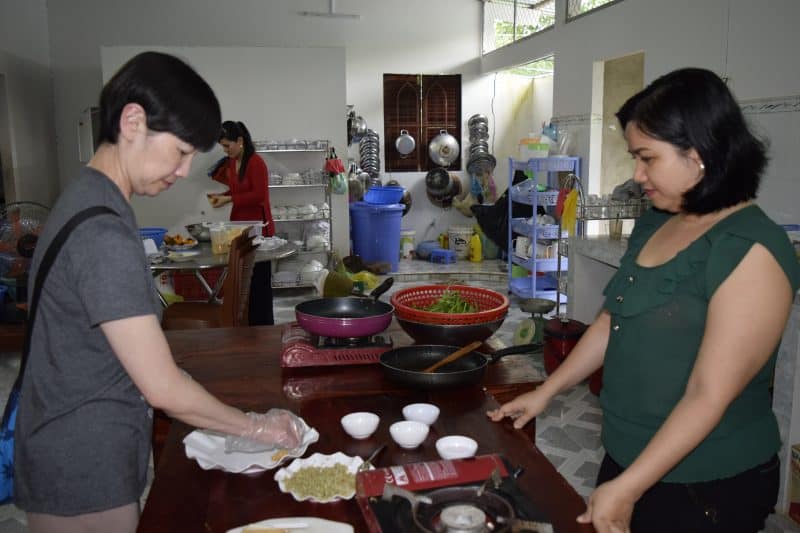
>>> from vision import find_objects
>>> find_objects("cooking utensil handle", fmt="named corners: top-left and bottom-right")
top-left (488, 343), bottom-right (542, 363)
top-left (422, 341), bottom-right (482, 374)
top-left (360, 443), bottom-right (386, 471)
top-left (370, 277), bottom-right (394, 300)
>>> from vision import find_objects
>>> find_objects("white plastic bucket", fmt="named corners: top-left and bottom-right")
top-left (448, 225), bottom-right (473, 259)
top-left (400, 229), bottom-right (416, 260)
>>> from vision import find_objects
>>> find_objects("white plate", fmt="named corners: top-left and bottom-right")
top-left (226, 516), bottom-right (353, 533)
top-left (167, 250), bottom-right (200, 262)
top-left (274, 452), bottom-right (364, 503)
top-left (183, 420), bottom-right (319, 474)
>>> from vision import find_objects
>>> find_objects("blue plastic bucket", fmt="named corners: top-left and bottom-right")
top-left (350, 202), bottom-right (404, 271)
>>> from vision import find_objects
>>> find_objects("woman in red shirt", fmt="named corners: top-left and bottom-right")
top-left (209, 121), bottom-right (275, 325)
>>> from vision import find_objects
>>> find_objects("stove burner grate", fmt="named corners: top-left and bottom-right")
top-left (280, 322), bottom-right (392, 367)
top-left (413, 486), bottom-right (514, 532)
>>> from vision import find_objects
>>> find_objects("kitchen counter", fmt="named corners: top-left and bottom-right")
top-left (565, 236), bottom-right (627, 324)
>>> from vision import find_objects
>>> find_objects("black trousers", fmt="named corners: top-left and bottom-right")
top-left (248, 261), bottom-right (274, 326)
top-left (596, 453), bottom-right (779, 533)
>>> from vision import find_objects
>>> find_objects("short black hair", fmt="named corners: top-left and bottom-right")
top-left (219, 120), bottom-right (255, 180)
top-left (616, 67), bottom-right (767, 214)
top-left (98, 51), bottom-right (221, 151)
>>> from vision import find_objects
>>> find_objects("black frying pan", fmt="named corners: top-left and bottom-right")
top-left (295, 277), bottom-right (394, 338)
top-left (379, 343), bottom-right (542, 390)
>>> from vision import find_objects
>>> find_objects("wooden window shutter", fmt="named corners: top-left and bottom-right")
top-left (421, 74), bottom-right (461, 171)
top-left (383, 73), bottom-right (461, 172)
top-left (384, 74), bottom-right (420, 172)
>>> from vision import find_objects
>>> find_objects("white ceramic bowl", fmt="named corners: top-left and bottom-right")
top-left (402, 403), bottom-right (440, 426)
top-left (389, 420), bottom-right (429, 449)
top-left (340, 412), bottom-right (380, 440)
top-left (436, 436), bottom-right (478, 460)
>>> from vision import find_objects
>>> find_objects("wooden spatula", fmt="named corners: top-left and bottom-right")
top-left (423, 341), bottom-right (482, 374)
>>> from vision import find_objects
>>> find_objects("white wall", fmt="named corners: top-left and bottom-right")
top-left (0, 0), bottom-right (59, 206)
top-left (482, 0), bottom-right (800, 223)
top-left (19, 0), bottom-right (800, 244)
top-left (42, 0), bottom-right (487, 254)
top-left (100, 45), bottom-right (348, 252)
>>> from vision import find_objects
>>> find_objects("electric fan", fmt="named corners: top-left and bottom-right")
top-left (0, 201), bottom-right (50, 301)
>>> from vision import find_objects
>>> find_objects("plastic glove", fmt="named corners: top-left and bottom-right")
top-left (225, 409), bottom-right (305, 453)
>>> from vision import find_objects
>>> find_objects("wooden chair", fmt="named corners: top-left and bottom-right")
top-left (161, 229), bottom-right (258, 330)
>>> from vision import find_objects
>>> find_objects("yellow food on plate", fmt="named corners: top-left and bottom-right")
top-left (270, 449), bottom-right (289, 462)
top-left (283, 463), bottom-right (355, 501)
top-left (164, 234), bottom-right (197, 246)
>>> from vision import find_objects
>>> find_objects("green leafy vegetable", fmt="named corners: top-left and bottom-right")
top-left (414, 289), bottom-right (478, 314)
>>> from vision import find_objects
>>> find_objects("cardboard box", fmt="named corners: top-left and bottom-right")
top-left (790, 444), bottom-right (800, 524)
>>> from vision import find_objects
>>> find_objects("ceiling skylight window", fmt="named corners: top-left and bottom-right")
top-left (566, 0), bottom-right (621, 21)
top-left (482, 0), bottom-right (555, 55)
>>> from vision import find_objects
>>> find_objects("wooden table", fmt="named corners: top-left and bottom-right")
top-left (139, 323), bottom-right (593, 533)
top-left (149, 242), bottom-right (296, 306)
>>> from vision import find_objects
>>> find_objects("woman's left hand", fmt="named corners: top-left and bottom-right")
top-left (208, 194), bottom-right (231, 208)
top-left (577, 479), bottom-right (637, 533)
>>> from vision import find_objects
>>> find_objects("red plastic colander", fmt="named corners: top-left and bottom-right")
top-left (391, 285), bottom-right (509, 325)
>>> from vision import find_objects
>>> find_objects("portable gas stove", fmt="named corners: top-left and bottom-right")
top-left (280, 322), bottom-right (393, 367)
top-left (356, 454), bottom-right (553, 533)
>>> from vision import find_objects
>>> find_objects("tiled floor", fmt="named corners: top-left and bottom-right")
top-left (0, 258), bottom-right (604, 531)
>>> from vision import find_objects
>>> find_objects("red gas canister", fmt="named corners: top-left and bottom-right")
top-left (543, 317), bottom-right (587, 376)
top-left (543, 317), bottom-right (604, 395)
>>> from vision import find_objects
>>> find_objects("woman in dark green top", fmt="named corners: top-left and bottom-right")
top-left (489, 68), bottom-right (800, 533)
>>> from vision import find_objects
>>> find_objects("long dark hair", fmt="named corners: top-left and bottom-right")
top-left (219, 120), bottom-right (255, 181)
top-left (616, 68), bottom-right (767, 214)
top-left (99, 51), bottom-right (221, 151)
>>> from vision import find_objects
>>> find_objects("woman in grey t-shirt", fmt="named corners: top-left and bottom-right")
top-left (15, 52), bottom-right (304, 533)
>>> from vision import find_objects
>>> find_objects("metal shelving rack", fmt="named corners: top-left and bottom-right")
top-left (257, 142), bottom-right (331, 289)
top-left (507, 156), bottom-right (581, 303)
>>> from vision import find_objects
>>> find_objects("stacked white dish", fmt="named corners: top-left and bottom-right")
top-left (283, 172), bottom-right (304, 185)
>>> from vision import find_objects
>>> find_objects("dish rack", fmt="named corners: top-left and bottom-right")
top-left (507, 156), bottom-right (581, 306)
top-left (256, 140), bottom-right (332, 289)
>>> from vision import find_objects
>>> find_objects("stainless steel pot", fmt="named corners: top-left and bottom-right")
top-left (425, 167), bottom-right (451, 193)
top-left (428, 130), bottom-right (460, 166)
top-left (467, 114), bottom-right (489, 127)
top-left (348, 115), bottom-right (367, 145)
top-left (395, 130), bottom-right (416, 156)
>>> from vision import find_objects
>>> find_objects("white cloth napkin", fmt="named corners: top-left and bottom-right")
top-left (142, 238), bottom-right (159, 255)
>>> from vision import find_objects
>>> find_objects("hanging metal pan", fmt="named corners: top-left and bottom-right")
top-left (395, 130), bottom-right (416, 156)
top-left (428, 130), bottom-right (460, 166)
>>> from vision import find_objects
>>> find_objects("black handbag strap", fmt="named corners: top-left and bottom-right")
top-left (16, 206), bottom-right (119, 386)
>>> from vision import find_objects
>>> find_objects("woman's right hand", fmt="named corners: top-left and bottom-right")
top-left (242, 409), bottom-right (305, 450)
top-left (486, 387), bottom-right (552, 429)
top-left (207, 194), bottom-right (231, 208)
